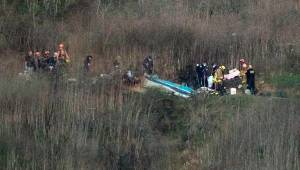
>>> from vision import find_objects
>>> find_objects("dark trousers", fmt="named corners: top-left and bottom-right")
top-left (201, 76), bottom-right (208, 87)
top-left (197, 73), bottom-right (203, 87)
top-left (247, 80), bottom-right (255, 94)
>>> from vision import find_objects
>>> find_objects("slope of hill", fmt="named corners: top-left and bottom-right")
top-left (0, 0), bottom-right (299, 169)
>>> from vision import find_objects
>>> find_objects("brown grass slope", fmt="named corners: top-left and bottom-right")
top-left (0, 77), bottom-right (299, 169)
top-left (0, 0), bottom-right (299, 170)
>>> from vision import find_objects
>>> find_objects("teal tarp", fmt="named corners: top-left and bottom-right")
top-left (148, 75), bottom-right (194, 96)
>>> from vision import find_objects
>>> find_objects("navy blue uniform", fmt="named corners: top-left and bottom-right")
top-left (246, 68), bottom-right (255, 94)
top-left (201, 65), bottom-right (209, 87)
top-left (195, 64), bottom-right (203, 87)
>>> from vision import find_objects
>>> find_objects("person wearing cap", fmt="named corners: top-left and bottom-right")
top-left (201, 62), bottom-right (209, 87)
top-left (246, 65), bottom-right (255, 94)
top-left (195, 63), bottom-right (203, 87)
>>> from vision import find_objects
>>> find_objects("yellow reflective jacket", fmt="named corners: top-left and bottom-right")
top-left (240, 66), bottom-right (248, 84)
top-left (213, 68), bottom-right (224, 83)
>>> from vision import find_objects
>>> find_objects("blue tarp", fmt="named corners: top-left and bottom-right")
top-left (147, 75), bottom-right (194, 96)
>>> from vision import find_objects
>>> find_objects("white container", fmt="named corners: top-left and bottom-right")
top-left (208, 76), bottom-right (213, 88)
top-left (230, 88), bottom-right (237, 95)
top-left (245, 89), bottom-right (251, 95)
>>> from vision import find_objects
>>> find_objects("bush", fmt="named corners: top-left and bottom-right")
top-left (271, 73), bottom-right (300, 88)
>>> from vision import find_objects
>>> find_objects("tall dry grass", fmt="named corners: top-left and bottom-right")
top-left (0, 1), bottom-right (299, 169)
top-left (1, 0), bottom-right (300, 77)
top-left (0, 75), bottom-right (299, 169)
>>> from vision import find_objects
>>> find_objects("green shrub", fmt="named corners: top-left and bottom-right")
top-left (271, 73), bottom-right (300, 88)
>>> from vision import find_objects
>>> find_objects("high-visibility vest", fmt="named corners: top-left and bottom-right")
top-left (214, 69), bottom-right (223, 83)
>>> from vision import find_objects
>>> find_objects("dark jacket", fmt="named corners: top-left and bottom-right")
top-left (84, 56), bottom-right (92, 72)
top-left (25, 55), bottom-right (35, 68)
top-left (47, 56), bottom-right (57, 67)
top-left (195, 65), bottom-right (203, 77)
top-left (246, 68), bottom-right (255, 83)
top-left (143, 56), bottom-right (153, 74)
top-left (25, 55), bottom-right (37, 70)
top-left (246, 68), bottom-right (255, 94)
top-left (202, 66), bottom-right (209, 77)
top-left (39, 56), bottom-right (48, 70)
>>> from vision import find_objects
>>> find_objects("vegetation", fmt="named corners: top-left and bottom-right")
top-left (0, 76), bottom-right (299, 169)
top-left (0, 0), bottom-right (299, 169)
top-left (270, 73), bottom-right (300, 88)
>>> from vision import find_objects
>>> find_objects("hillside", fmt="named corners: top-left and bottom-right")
top-left (0, 1), bottom-right (299, 170)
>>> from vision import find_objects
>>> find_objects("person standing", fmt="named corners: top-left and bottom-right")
top-left (47, 52), bottom-right (58, 72)
top-left (201, 62), bottom-right (209, 87)
top-left (24, 50), bottom-right (36, 73)
top-left (56, 43), bottom-right (70, 75)
top-left (212, 63), bottom-right (218, 76)
top-left (57, 43), bottom-right (70, 64)
top-left (34, 51), bottom-right (42, 71)
top-left (246, 65), bottom-right (255, 94)
top-left (195, 63), bottom-right (203, 87)
top-left (40, 50), bottom-right (50, 71)
top-left (239, 58), bottom-right (246, 70)
top-left (143, 56), bottom-right (154, 75)
top-left (211, 63), bottom-right (218, 89)
top-left (240, 63), bottom-right (248, 87)
top-left (84, 55), bottom-right (93, 73)
top-left (213, 65), bottom-right (226, 95)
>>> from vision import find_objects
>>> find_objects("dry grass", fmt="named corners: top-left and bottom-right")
top-left (0, 76), bottom-right (299, 169)
top-left (0, 0), bottom-right (299, 169)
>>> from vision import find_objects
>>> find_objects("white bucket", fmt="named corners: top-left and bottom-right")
top-left (245, 89), bottom-right (251, 95)
top-left (230, 88), bottom-right (237, 95)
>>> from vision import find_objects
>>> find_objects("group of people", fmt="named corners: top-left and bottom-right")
top-left (194, 59), bottom-right (256, 95)
top-left (23, 46), bottom-right (255, 95)
top-left (122, 55), bottom-right (153, 85)
top-left (240, 59), bottom-right (256, 95)
top-left (141, 55), bottom-right (256, 95)
top-left (24, 43), bottom-right (71, 73)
